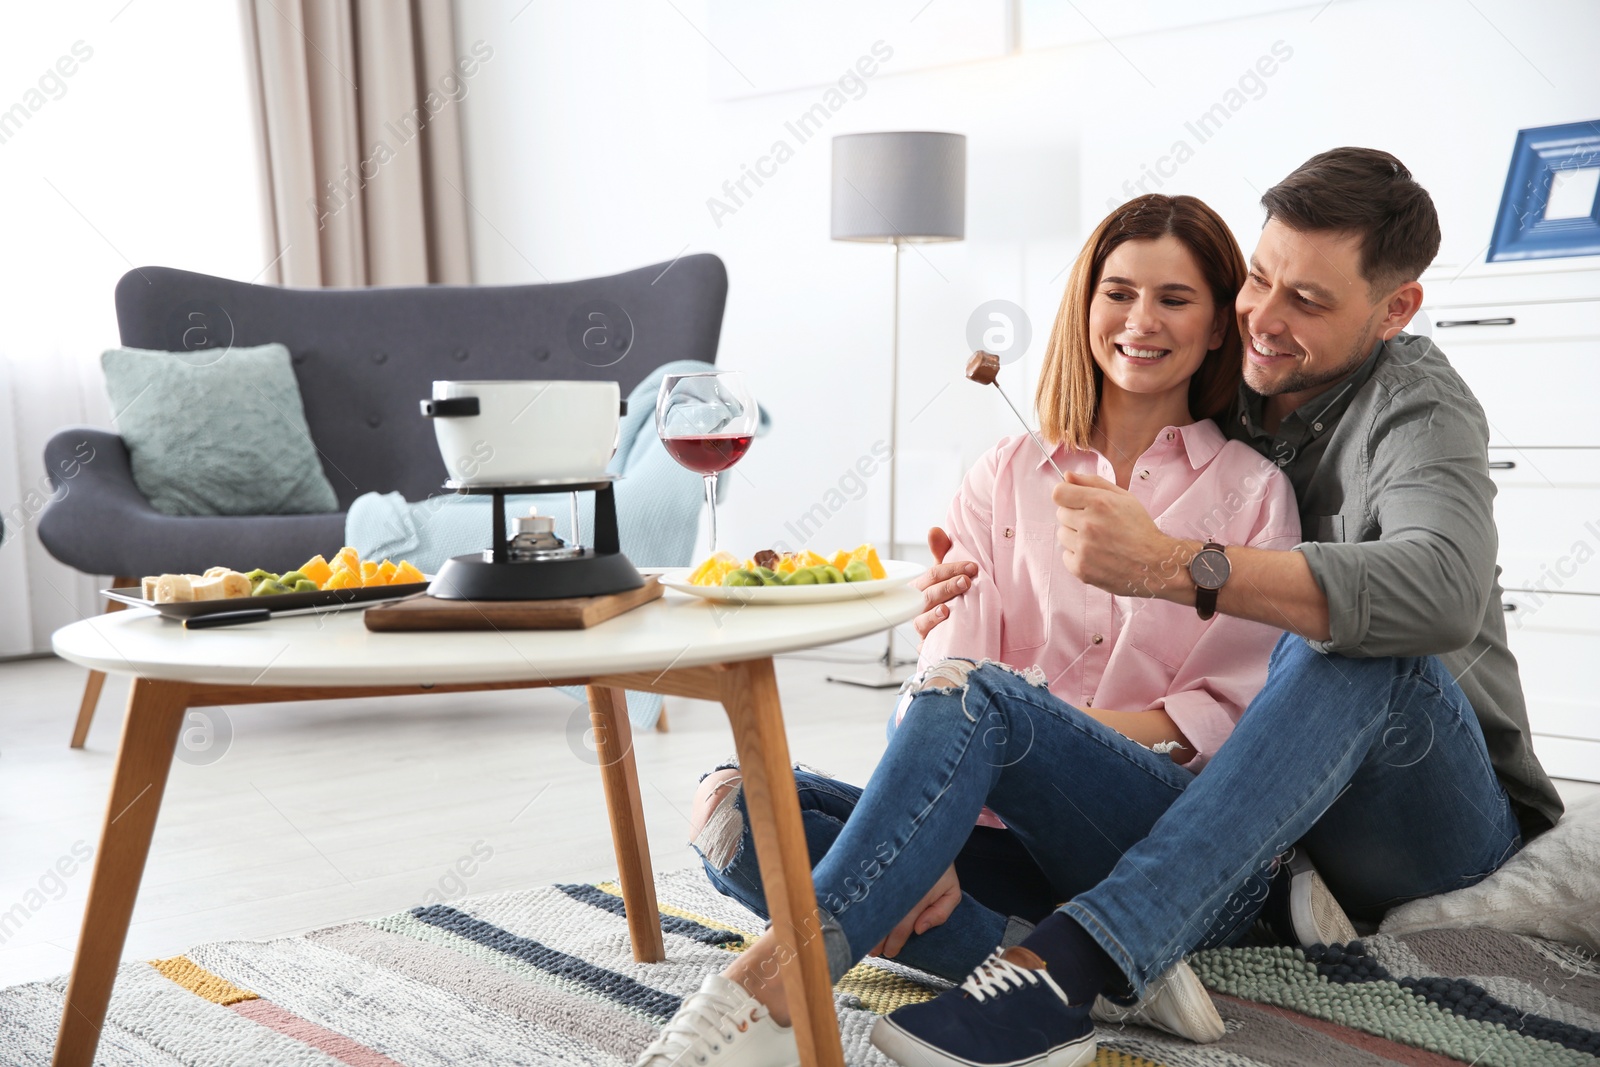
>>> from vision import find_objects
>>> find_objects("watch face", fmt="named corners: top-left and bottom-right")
top-left (1191, 549), bottom-right (1230, 590)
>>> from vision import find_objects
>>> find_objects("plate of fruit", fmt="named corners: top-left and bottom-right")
top-left (659, 544), bottom-right (923, 604)
top-left (104, 547), bottom-right (431, 620)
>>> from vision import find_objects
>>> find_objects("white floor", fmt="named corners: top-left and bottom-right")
top-left (2, 650), bottom-right (1595, 989)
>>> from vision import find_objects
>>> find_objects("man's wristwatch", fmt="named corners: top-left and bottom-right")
top-left (1188, 541), bottom-right (1230, 620)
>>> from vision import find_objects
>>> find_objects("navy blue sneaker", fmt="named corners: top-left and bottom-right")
top-left (871, 946), bottom-right (1096, 1067)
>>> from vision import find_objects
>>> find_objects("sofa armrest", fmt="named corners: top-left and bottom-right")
top-left (37, 427), bottom-right (345, 577)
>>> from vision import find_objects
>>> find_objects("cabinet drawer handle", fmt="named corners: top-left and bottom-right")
top-left (1503, 602), bottom-right (1517, 612)
top-left (1437, 317), bottom-right (1515, 327)
top-left (1488, 460), bottom-right (1517, 470)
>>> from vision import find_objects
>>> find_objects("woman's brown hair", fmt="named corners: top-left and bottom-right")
top-left (1035, 194), bottom-right (1246, 448)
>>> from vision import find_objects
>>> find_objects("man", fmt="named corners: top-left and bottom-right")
top-left (880, 147), bottom-right (1562, 1067)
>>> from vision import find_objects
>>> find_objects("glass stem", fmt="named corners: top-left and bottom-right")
top-left (704, 473), bottom-right (719, 553)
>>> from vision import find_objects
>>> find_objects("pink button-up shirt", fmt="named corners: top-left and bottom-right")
top-left (913, 419), bottom-right (1301, 777)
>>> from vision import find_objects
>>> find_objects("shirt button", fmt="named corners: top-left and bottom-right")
top-left (1138, 469), bottom-right (1149, 479)
top-left (1240, 414), bottom-right (1247, 424)
top-left (1165, 431), bottom-right (1175, 441)
top-left (1091, 633), bottom-right (1104, 644)
top-left (1003, 527), bottom-right (1014, 538)
top-left (1276, 457), bottom-right (1289, 466)
top-left (1085, 698), bottom-right (1094, 707)
top-left (1313, 421), bottom-right (1323, 432)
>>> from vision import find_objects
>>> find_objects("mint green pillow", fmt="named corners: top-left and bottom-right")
top-left (102, 343), bottom-right (339, 516)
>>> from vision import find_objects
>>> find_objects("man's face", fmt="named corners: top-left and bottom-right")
top-left (1236, 220), bottom-right (1388, 404)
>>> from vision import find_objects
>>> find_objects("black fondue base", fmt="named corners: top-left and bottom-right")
top-left (430, 551), bottom-right (643, 601)
top-left (424, 478), bottom-right (645, 602)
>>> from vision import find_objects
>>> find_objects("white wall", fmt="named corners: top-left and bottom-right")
top-left (0, 2), bottom-right (267, 654)
top-left (452, 0), bottom-right (1599, 562)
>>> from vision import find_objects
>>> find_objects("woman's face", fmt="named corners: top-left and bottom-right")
top-left (1088, 235), bottom-right (1226, 407)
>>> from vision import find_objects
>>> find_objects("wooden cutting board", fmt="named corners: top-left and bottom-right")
top-left (364, 577), bottom-right (663, 631)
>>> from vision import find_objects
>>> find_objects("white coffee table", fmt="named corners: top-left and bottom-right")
top-left (49, 584), bottom-right (922, 1067)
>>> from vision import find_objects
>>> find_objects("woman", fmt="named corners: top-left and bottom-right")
top-left (635, 195), bottom-right (1300, 1067)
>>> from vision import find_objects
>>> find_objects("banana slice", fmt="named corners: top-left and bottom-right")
top-left (153, 574), bottom-right (194, 603)
top-left (190, 576), bottom-right (228, 601)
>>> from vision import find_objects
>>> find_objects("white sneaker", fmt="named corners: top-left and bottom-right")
top-left (634, 972), bottom-right (799, 1067)
top-left (1091, 959), bottom-right (1225, 1044)
top-left (1286, 849), bottom-right (1358, 947)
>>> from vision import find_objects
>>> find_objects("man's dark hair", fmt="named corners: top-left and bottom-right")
top-left (1261, 147), bottom-right (1441, 294)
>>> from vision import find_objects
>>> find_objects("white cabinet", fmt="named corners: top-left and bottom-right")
top-left (1501, 591), bottom-right (1600, 782)
top-left (1433, 301), bottom-right (1600, 447)
top-left (1422, 259), bottom-right (1600, 783)
top-left (1487, 448), bottom-right (1600, 597)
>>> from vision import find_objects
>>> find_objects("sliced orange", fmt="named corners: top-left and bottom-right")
top-left (374, 560), bottom-right (398, 586)
top-left (689, 551), bottom-right (738, 586)
top-left (831, 549), bottom-right (852, 572)
top-left (850, 543), bottom-right (887, 580)
top-left (393, 560), bottom-right (425, 585)
top-left (333, 546), bottom-right (361, 574)
top-left (323, 568), bottom-right (361, 591)
top-left (798, 549), bottom-right (830, 569)
top-left (299, 554), bottom-right (333, 586)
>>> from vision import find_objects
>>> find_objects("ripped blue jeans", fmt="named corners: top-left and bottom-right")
top-left (692, 659), bottom-right (1263, 985)
top-left (693, 644), bottom-right (1520, 996)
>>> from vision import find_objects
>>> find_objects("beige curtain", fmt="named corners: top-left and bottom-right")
top-left (240, 0), bottom-right (472, 287)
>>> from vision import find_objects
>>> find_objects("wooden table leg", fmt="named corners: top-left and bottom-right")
top-left (719, 658), bottom-right (845, 1067)
top-left (54, 678), bottom-right (189, 1067)
top-left (587, 685), bottom-right (665, 963)
top-left (70, 578), bottom-right (135, 749)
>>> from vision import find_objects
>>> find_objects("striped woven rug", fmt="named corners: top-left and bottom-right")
top-left (3, 867), bottom-right (1597, 1065)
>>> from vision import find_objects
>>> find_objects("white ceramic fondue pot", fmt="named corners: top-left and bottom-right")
top-left (421, 379), bottom-right (622, 485)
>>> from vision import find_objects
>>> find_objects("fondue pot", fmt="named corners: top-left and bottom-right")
top-left (417, 379), bottom-right (643, 601)
top-left (421, 379), bottom-right (622, 486)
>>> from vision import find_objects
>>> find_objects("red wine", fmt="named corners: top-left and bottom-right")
top-left (663, 433), bottom-right (753, 473)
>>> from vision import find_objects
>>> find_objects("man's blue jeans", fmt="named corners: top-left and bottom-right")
top-left (692, 637), bottom-right (1520, 994)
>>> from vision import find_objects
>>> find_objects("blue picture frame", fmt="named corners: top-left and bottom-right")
top-left (1488, 120), bottom-right (1600, 261)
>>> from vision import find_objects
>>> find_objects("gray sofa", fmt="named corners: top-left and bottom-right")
top-left (41, 255), bottom-right (727, 577)
top-left (39, 255), bottom-right (728, 743)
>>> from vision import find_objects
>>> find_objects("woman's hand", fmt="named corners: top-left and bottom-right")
top-left (869, 863), bottom-right (962, 959)
top-left (912, 527), bottom-right (977, 641)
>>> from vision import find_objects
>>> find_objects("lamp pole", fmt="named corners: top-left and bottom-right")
top-left (829, 238), bottom-right (915, 688)
top-left (885, 236), bottom-right (902, 674)
top-left (825, 130), bottom-right (964, 689)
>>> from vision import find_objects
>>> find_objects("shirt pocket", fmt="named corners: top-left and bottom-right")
top-left (1311, 514), bottom-right (1347, 543)
top-left (1123, 597), bottom-right (1204, 672)
top-left (998, 519), bottom-right (1055, 654)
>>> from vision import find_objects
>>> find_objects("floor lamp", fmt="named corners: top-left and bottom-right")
top-left (827, 131), bottom-right (966, 689)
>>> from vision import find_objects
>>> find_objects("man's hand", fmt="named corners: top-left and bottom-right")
top-left (869, 863), bottom-right (962, 959)
top-left (1053, 472), bottom-right (1190, 600)
top-left (912, 526), bottom-right (977, 641)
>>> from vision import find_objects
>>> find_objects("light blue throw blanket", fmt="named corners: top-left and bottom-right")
top-left (347, 360), bottom-right (757, 730)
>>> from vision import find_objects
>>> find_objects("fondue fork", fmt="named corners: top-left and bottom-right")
top-left (966, 350), bottom-right (1066, 480)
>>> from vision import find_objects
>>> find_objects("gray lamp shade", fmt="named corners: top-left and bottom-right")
top-left (831, 131), bottom-right (966, 243)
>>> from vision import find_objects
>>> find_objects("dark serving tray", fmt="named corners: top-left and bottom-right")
top-left (103, 582), bottom-right (431, 621)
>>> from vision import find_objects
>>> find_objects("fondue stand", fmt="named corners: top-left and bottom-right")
top-left (421, 383), bottom-right (646, 602)
top-left (429, 475), bottom-right (647, 601)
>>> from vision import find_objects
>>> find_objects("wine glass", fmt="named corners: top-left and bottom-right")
top-left (656, 371), bottom-right (758, 554)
